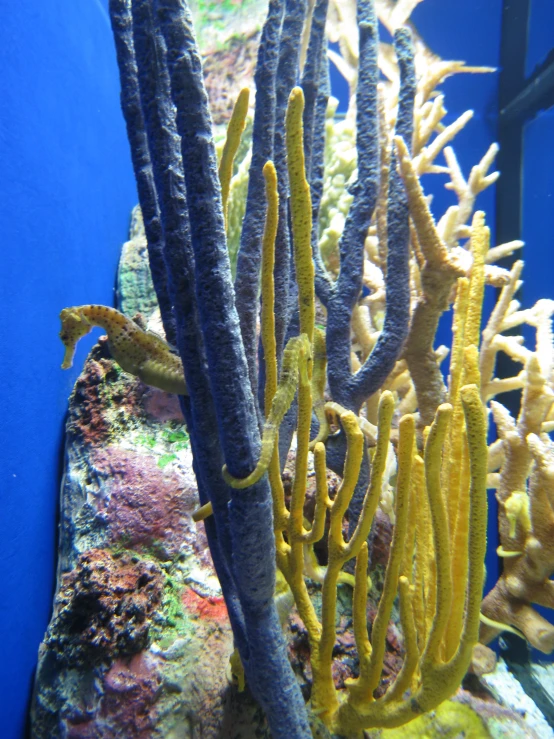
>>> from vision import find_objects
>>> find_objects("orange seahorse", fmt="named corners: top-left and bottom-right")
top-left (59, 305), bottom-right (187, 395)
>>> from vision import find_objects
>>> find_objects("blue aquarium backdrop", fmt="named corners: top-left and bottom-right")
top-left (1, 0), bottom-right (553, 737)
top-left (0, 2), bottom-right (137, 736)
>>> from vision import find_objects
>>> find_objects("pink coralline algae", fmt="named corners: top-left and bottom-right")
top-left (142, 385), bottom-right (184, 422)
top-left (62, 653), bottom-right (163, 739)
top-left (99, 653), bottom-right (162, 738)
top-left (94, 446), bottom-right (195, 558)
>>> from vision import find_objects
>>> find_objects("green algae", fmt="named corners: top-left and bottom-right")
top-left (158, 453), bottom-right (178, 469)
top-left (135, 422), bottom-right (190, 468)
top-left (189, 0), bottom-right (266, 52)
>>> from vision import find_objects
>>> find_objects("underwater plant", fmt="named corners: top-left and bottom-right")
top-left (52, 0), bottom-right (554, 736)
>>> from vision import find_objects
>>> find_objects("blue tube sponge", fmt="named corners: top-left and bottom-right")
top-left (109, 0), bottom-right (176, 346)
top-left (110, 1), bottom-right (313, 736)
top-left (112, 0), bottom-right (250, 663)
top-left (322, 0), bottom-right (379, 411)
top-left (324, 15), bottom-right (416, 413)
top-left (272, 0), bottom-right (308, 362)
top-left (343, 28), bottom-right (416, 411)
top-left (234, 0), bottom-right (285, 405)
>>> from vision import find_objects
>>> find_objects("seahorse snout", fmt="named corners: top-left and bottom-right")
top-left (59, 308), bottom-right (93, 369)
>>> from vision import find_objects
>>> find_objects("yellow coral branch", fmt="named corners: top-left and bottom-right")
top-left (286, 87), bottom-right (315, 344)
top-left (310, 328), bottom-right (330, 449)
top-left (457, 383), bottom-right (488, 639)
top-left (385, 576), bottom-right (418, 701)
top-left (304, 442), bottom-right (331, 545)
top-left (289, 341), bottom-right (314, 540)
top-left (351, 542), bottom-right (372, 680)
top-left (260, 160), bottom-right (279, 411)
top-left (218, 88), bottom-right (250, 232)
top-left (222, 334), bottom-right (311, 488)
top-left (313, 406), bottom-right (364, 720)
top-left (345, 392), bottom-right (395, 559)
top-left (192, 501), bottom-right (213, 522)
top-left (464, 211), bottom-right (489, 349)
top-left (421, 403), bottom-right (453, 663)
top-left (357, 414), bottom-right (415, 699)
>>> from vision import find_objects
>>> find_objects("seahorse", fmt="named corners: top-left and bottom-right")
top-left (59, 305), bottom-right (187, 395)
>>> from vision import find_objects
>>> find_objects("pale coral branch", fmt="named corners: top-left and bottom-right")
top-left (486, 240), bottom-right (524, 264)
top-left (492, 336), bottom-right (532, 365)
top-left (413, 94), bottom-right (447, 155)
top-left (484, 265), bottom-right (512, 287)
top-left (328, 47), bottom-right (357, 88)
top-left (479, 260), bottom-right (524, 395)
top-left (414, 110), bottom-right (474, 176)
top-left (484, 374), bottom-right (526, 400)
top-left (443, 143), bottom-right (499, 244)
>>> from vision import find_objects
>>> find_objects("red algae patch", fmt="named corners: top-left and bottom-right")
top-left (181, 587), bottom-right (229, 625)
top-left (68, 356), bottom-right (113, 444)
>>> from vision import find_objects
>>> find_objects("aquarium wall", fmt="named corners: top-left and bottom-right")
top-left (520, 0), bottom-right (554, 315)
top-left (0, 1), bottom-right (137, 737)
top-left (5, 0), bottom-right (545, 736)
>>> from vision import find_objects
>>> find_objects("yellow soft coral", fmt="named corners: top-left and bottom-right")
top-left (221, 87), bottom-right (489, 735)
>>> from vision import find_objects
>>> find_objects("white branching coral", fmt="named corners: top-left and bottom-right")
top-left (326, 0), bottom-right (554, 655)
top-left (320, 0), bottom-right (504, 435)
top-left (479, 273), bottom-right (554, 652)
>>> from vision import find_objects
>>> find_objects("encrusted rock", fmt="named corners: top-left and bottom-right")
top-left (116, 206), bottom-right (158, 320)
top-left (45, 549), bottom-right (163, 666)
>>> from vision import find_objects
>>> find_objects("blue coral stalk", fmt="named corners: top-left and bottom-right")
top-left (158, 2), bottom-right (311, 734)
top-left (312, 14), bottom-right (415, 532)
top-left (234, 0), bottom-right (284, 407)
top-left (109, 0), bottom-right (312, 736)
top-left (300, 0), bottom-right (329, 179)
top-left (324, 19), bottom-right (416, 413)
top-left (301, 0), bottom-right (332, 304)
top-left (323, 0), bottom-right (379, 411)
top-left (271, 0), bottom-right (308, 362)
top-left (111, 0), bottom-right (249, 666)
top-left (109, 0), bottom-right (176, 346)
top-left (347, 28), bottom-right (416, 411)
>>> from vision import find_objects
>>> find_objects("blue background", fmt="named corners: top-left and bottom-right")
top-left (522, 0), bottom-right (554, 319)
top-left (0, 1), bottom-right (137, 736)
top-left (0, 0), bottom-right (551, 736)
top-left (526, 0), bottom-right (554, 77)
